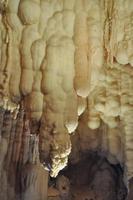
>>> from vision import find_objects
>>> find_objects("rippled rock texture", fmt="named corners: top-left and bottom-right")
top-left (0, 0), bottom-right (133, 199)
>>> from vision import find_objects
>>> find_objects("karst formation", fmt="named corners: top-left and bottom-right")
top-left (0, 0), bottom-right (133, 199)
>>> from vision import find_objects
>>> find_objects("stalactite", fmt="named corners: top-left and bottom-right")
top-left (21, 116), bottom-right (30, 165)
top-left (5, 117), bottom-right (16, 169)
top-left (0, 107), bottom-right (5, 141)
top-left (0, 0), bottom-right (133, 199)
top-left (12, 108), bottom-right (24, 163)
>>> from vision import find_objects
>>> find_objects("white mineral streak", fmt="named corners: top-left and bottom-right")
top-left (0, 0), bottom-right (133, 179)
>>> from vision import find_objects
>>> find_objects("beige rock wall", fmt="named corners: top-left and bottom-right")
top-left (0, 0), bottom-right (133, 181)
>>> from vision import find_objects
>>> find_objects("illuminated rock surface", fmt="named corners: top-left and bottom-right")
top-left (0, 0), bottom-right (133, 199)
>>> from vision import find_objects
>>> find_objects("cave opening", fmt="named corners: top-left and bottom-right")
top-left (48, 152), bottom-right (127, 200)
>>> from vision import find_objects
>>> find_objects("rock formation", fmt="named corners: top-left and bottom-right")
top-left (0, 0), bottom-right (133, 199)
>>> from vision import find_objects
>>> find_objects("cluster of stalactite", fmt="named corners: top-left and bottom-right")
top-left (0, 0), bottom-right (133, 190)
top-left (0, 105), bottom-right (49, 200)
